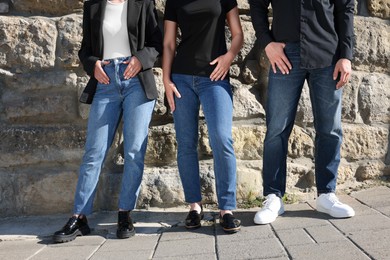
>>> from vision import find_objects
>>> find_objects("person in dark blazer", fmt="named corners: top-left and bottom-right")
top-left (53, 0), bottom-right (162, 243)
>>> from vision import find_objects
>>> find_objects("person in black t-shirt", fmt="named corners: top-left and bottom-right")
top-left (163, 0), bottom-right (243, 234)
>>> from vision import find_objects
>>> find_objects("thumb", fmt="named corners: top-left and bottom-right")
top-left (210, 58), bottom-right (219, 65)
top-left (333, 66), bottom-right (339, 80)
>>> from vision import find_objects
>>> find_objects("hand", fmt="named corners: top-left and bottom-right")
top-left (94, 60), bottom-right (110, 84)
top-left (209, 52), bottom-right (234, 81)
top-left (333, 58), bottom-right (352, 89)
top-left (265, 42), bottom-right (292, 74)
top-left (123, 56), bottom-right (142, 79)
top-left (163, 79), bottom-right (181, 112)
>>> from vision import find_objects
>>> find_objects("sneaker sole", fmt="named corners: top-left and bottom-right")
top-left (53, 227), bottom-right (91, 243)
top-left (253, 208), bottom-right (285, 225)
top-left (316, 205), bottom-right (355, 218)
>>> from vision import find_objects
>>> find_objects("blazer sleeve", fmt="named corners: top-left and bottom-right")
top-left (78, 1), bottom-right (100, 77)
top-left (132, 0), bottom-right (163, 70)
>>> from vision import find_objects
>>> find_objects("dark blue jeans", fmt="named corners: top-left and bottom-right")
top-left (263, 43), bottom-right (343, 197)
top-left (172, 74), bottom-right (237, 210)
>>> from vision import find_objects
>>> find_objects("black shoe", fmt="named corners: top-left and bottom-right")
top-left (185, 206), bottom-right (204, 229)
top-left (219, 213), bottom-right (241, 234)
top-left (116, 211), bottom-right (136, 239)
top-left (53, 215), bottom-right (91, 243)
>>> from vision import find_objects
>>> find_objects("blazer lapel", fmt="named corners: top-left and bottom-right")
top-left (98, 1), bottom-right (107, 57)
top-left (127, 0), bottom-right (142, 52)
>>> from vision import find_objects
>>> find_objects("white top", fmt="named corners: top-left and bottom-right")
top-left (103, 0), bottom-right (131, 60)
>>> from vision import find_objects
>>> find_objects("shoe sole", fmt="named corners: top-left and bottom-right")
top-left (316, 205), bottom-right (355, 218)
top-left (222, 226), bottom-right (241, 234)
top-left (53, 226), bottom-right (91, 243)
top-left (185, 223), bottom-right (201, 229)
top-left (253, 208), bottom-right (285, 225)
top-left (116, 228), bottom-right (136, 239)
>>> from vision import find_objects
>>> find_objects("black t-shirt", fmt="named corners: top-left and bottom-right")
top-left (164, 0), bottom-right (237, 77)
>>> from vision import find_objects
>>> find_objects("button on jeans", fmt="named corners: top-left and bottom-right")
top-left (73, 57), bottom-right (155, 215)
top-left (172, 74), bottom-right (237, 210)
top-left (263, 43), bottom-right (343, 197)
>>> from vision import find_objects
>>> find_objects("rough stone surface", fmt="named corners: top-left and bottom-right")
top-left (367, 0), bottom-right (390, 18)
top-left (0, 1), bottom-right (389, 216)
top-left (353, 17), bottom-right (390, 73)
top-left (0, 16), bottom-right (57, 72)
top-left (358, 72), bottom-right (390, 124)
top-left (12, 0), bottom-right (83, 16)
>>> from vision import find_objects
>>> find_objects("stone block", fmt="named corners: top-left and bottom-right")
top-left (1, 90), bottom-right (79, 124)
top-left (353, 17), bottom-right (390, 73)
top-left (355, 160), bottom-right (387, 181)
top-left (341, 124), bottom-right (388, 161)
top-left (232, 125), bottom-right (265, 160)
top-left (12, 0), bottom-right (83, 16)
top-left (358, 72), bottom-right (390, 124)
top-left (56, 14), bottom-right (83, 68)
top-left (0, 125), bottom-right (85, 168)
top-left (4, 71), bottom-right (79, 91)
top-left (0, 165), bottom-right (79, 217)
top-left (145, 124), bottom-right (177, 166)
top-left (231, 79), bottom-right (266, 119)
top-left (367, 0), bottom-right (390, 18)
top-left (0, 16), bottom-right (57, 72)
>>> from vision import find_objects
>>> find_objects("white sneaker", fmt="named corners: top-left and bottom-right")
top-left (254, 194), bottom-right (285, 224)
top-left (316, 193), bottom-right (355, 218)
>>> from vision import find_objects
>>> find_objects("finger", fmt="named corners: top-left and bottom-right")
top-left (281, 55), bottom-right (292, 70)
top-left (170, 83), bottom-right (181, 98)
top-left (336, 80), bottom-right (344, 89)
top-left (271, 63), bottom-right (277, 74)
top-left (210, 58), bottom-right (219, 65)
top-left (276, 61), bottom-right (288, 74)
top-left (123, 60), bottom-right (130, 64)
top-left (333, 67), bottom-right (339, 80)
top-left (221, 71), bottom-right (228, 80)
top-left (166, 94), bottom-right (176, 112)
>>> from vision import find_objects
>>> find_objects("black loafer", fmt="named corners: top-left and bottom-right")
top-left (219, 213), bottom-right (241, 234)
top-left (185, 206), bottom-right (204, 229)
top-left (117, 211), bottom-right (136, 239)
top-left (53, 215), bottom-right (91, 243)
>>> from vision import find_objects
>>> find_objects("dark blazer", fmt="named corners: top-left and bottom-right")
top-left (78, 0), bottom-right (162, 104)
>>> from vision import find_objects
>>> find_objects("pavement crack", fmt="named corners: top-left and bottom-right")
top-left (303, 227), bottom-right (318, 244)
top-left (150, 232), bottom-right (163, 259)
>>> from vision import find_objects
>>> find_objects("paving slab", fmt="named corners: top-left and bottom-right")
top-left (0, 239), bottom-right (45, 260)
top-left (0, 186), bottom-right (389, 259)
top-left (286, 240), bottom-right (370, 260)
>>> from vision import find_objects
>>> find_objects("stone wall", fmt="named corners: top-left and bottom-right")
top-left (0, 0), bottom-right (389, 217)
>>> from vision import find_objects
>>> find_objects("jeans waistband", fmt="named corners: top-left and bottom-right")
top-left (103, 56), bottom-right (131, 65)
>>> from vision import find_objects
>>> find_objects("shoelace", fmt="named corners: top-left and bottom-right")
top-left (262, 196), bottom-right (277, 208)
top-left (325, 193), bottom-right (342, 205)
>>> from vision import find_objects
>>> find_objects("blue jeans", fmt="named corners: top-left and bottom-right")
top-left (172, 74), bottom-right (237, 210)
top-left (73, 57), bottom-right (155, 215)
top-left (263, 43), bottom-right (343, 197)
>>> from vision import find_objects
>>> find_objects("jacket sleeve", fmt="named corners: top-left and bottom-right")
top-left (133, 0), bottom-right (163, 70)
top-left (249, 0), bottom-right (273, 50)
top-left (78, 1), bottom-right (100, 77)
top-left (334, 0), bottom-right (355, 60)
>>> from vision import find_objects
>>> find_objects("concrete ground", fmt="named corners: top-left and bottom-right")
top-left (0, 186), bottom-right (389, 260)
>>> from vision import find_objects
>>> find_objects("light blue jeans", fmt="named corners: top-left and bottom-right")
top-left (172, 74), bottom-right (237, 210)
top-left (73, 57), bottom-right (155, 215)
top-left (263, 42), bottom-right (343, 197)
